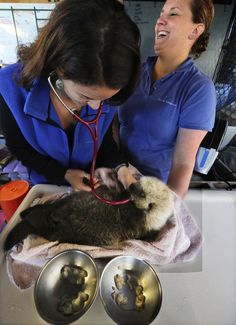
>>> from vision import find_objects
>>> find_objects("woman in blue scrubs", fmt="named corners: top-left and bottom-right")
top-left (118, 0), bottom-right (216, 198)
top-left (0, 0), bottom-right (140, 191)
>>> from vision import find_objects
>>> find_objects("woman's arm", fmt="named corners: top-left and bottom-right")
top-left (167, 128), bottom-right (207, 198)
top-left (96, 115), bottom-right (137, 188)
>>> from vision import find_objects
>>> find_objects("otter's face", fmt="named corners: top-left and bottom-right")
top-left (128, 176), bottom-right (173, 212)
top-left (129, 176), bottom-right (174, 232)
top-left (129, 179), bottom-right (157, 212)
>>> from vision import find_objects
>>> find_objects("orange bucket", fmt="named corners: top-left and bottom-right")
top-left (0, 180), bottom-right (30, 222)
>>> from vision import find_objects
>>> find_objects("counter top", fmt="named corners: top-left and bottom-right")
top-left (0, 189), bottom-right (235, 325)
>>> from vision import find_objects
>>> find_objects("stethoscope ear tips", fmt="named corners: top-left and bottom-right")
top-left (48, 72), bottom-right (63, 91)
top-left (55, 78), bottom-right (64, 91)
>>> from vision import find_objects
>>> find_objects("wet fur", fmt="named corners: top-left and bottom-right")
top-left (4, 176), bottom-right (174, 251)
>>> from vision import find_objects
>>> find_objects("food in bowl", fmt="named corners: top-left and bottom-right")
top-left (34, 249), bottom-right (99, 325)
top-left (58, 264), bottom-right (89, 316)
top-left (134, 286), bottom-right (145, 311)
top-left (100, 256), bottom-right (162, 325)
top-left (58, 291), bottom-right (89, 315)
top-left (61, 264), bottom-right (88, 285)
top-left (111, 273), bottom-right (146, 311)
top-left (114, 273), bottom-right (126, 290)
top-left (112, 292), bottom-right (128, 306)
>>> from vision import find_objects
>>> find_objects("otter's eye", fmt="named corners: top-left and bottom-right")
top-left (148, 203), bottom-right (154, 210)
top-left (140, 190), bottom-right (146, 198)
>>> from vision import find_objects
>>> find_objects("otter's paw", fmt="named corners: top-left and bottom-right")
top-left (95, 167), bottom-right (124, 192)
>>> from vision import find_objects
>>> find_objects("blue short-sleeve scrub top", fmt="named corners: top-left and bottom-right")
top-left (118, 56), bottom-right (216, 182)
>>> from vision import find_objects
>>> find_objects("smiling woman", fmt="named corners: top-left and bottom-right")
top-left (118, 0), bottom-right (216, 198)
top-left (0, 0), bottom-right (141, 192)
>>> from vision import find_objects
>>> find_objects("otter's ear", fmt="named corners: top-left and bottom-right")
top-left (129, 182), bottom-right (146, 198)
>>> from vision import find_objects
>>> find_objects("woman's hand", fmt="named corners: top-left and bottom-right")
top-left (64, 169), bottom-right (100, 192)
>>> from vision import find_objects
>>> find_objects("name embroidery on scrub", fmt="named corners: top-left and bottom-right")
top-left (156, 97), bottom-right (177, 107)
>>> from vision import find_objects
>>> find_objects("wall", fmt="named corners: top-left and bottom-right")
top-left (0, 3), bottom-right (55, 64)
top-left (124, 1), bottom-right (235, 78)
top-left (0, 1), bottom-right (235, 77)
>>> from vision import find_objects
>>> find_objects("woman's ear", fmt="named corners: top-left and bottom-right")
top-left (189, 23), bottom-right (205, 41)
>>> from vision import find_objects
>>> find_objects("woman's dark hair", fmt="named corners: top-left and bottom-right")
top-left (190, 0), bottom-right (215, 59)
top-left (17, 0), bottom-right (141, 104)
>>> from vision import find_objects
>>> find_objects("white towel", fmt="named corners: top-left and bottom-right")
top-left (6, 192), bottom-right (202, 290)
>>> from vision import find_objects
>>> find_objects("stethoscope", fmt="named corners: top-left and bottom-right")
top-left (48, 75), bottom-right (130, 205)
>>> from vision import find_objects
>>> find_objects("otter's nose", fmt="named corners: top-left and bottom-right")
top-left (129, 182), bottom-right (146, 198)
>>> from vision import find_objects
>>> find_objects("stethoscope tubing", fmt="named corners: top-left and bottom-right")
top-left (48, 75), bottom-right (130, 205)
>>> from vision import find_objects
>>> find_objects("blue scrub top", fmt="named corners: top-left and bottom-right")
top-left (118, 56), bottom-right (216, 182)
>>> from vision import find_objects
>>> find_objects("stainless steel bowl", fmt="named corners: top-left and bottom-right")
top-left (99, 256), bottom-right (162, 325)
top-left (34, 249), bottom-right (99, 324)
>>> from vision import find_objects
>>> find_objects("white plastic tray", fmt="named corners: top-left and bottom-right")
top-left (0, 187), bottom-right (236, 325)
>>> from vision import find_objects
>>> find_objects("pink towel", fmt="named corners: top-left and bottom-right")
top-left (6, 192), bottom-right (202, 290)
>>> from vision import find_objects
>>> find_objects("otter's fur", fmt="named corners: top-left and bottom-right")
top-left (4, 176), bottom-right (173, 251)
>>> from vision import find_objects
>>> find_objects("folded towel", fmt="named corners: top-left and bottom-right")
top-left (6, 192), bottom-right (202, 290)
top-left (3, 159), bottom-right (30, 182)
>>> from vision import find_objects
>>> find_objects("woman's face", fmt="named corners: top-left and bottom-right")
top-left (60, 79), bottom-right (120, 110)
top-left (154, 0), bottom-right (201, 55)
